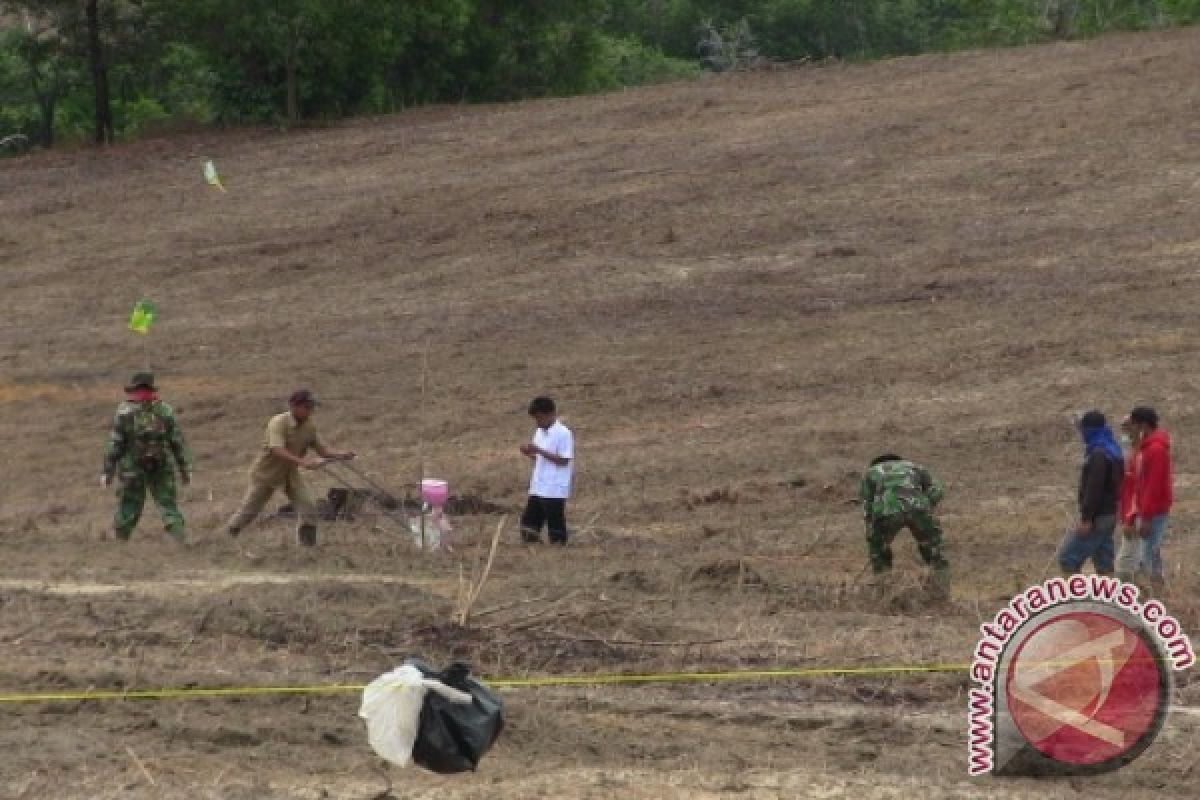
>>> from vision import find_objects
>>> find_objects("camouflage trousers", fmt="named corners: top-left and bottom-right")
top-left (866, 511), bottom-right (948, 574)
top-left (114, 466), bottom-right (184, 541)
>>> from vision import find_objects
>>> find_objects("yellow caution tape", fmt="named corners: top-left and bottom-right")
top-left (0, 663), bottom-right (970, 704)
top-left (0, 686), bottom-right (362, 703)
top-left (492, 663), bottom-right (971, 687)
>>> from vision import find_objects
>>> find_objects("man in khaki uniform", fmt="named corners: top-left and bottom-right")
top-left (227, 389), bottom-right (355, 545)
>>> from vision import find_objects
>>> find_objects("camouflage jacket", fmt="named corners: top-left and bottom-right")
top-left (860, 460), bottom-right (944, 521)
top-left (103, 400), bottom-right (191, 477)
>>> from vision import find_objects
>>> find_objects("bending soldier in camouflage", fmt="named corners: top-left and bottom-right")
top-left (860, 454), bottom-right (950, 590)
top-left (102, 372), bottom-right (191, 542)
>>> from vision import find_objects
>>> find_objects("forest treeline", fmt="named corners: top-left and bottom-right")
top-left (1, 1), bottom-right (1197, 149)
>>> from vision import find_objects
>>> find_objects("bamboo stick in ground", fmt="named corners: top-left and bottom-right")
top-left (417, 337), bottom-right (430, 550)
top-left (458, 517), bottom-right (506, 626)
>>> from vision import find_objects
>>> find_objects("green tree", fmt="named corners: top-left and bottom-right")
top-left (457, 0), bottom-right (615, 99)
top-left (1160, 0), bottom-right (1200, 20)
top-left (382, 0), bottom-right (473, 106)
top-left (147, 0), bottom-right (398, 123)
top-left (1, 1), bottom-right (83, 146)
top-left (0, 35), bottom-right (38, 145)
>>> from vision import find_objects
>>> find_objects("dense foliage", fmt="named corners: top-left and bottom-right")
top-left (1, 0), bottom-right (1196, 149)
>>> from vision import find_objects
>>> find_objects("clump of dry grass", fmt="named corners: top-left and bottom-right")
top-left (454, 517), bottom-right (505, 626)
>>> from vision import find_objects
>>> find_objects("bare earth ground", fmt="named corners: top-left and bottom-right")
top-left (2, 27), bottom-right (1200, 799)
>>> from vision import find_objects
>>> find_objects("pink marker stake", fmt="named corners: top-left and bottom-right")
top-left (420, 480), bottom-right (453, 550)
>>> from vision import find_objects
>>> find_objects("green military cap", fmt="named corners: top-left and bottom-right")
top-left (125, 371), bottom-right (157, 392)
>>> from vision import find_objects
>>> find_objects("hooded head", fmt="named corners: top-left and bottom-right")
top-left (1078, 409), bottom-right (1123, 461)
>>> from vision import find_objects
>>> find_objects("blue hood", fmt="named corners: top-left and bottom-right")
top-left (1081, 424), bottom-right (1123, 462)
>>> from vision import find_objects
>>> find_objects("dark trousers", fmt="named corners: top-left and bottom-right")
top-left (520, 495), bottom-right (568, 543)
top-left (1058, 514), bottom-right (1117, 575)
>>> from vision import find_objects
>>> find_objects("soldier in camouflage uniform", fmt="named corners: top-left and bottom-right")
top-left (860, 454), bottom-right (949, 588)
top-left (102, 372), bottom-right (191, 542)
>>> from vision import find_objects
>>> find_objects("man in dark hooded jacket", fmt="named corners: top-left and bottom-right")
top-left (1058, 410), bottom-right (1123, 576)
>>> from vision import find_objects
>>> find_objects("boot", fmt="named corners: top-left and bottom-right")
top-left (298, 524), bottom-right (317, 547)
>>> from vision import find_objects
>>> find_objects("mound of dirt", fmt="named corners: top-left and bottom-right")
top-left (609, 569), bottom-right (659, 592)
top-left (276, 489), bottom-right (505, 520)
top-left (687, 559), bottom-right (766, 589)
top-left (443, 492), bottom-right (507, 515)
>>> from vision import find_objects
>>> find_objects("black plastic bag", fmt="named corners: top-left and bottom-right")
top-left (407, 659), bottom-right (505, 773)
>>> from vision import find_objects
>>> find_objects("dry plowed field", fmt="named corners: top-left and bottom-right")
top-left (2, 27), bottom-right (1199, 800)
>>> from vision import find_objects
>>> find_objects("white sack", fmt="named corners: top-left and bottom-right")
top-left (358, 665), bottom-right (473, 767)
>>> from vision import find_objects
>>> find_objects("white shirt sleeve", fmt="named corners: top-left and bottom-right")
top-left (556, 427), bottom-right (574, 460)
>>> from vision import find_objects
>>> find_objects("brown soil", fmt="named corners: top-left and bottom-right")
top-left (2, 27), bottom-right (1199, 799)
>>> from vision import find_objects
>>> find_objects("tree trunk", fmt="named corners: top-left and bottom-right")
top-left (86, 0), bottom-right (114, 144)
top-left (1052, 0), bottom-right (1078, 39)
top-left (285, 25), bottom-right (300, 124)
top-left (286, 58), bottom-right (299, 123)
top-left (37, 95), bottom-right (56, 147)
top-left (27, 59), bottom-right (55, 147)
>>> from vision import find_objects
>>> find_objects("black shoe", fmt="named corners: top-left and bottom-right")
top-left (298, 525), bottom-right (317, 546)
top-left (227, 526), bottom-right (241, 538)
top-left (549, 536), bottom-right (568, 546)
top-left (520, 529), bottom-right (542, 544)
top-left (114, 530), bottom-right (132, 542)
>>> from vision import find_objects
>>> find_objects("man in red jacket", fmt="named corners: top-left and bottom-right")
top-left (1116, 406), bottom-right (1173, 595)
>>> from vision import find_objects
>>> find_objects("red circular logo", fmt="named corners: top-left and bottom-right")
top-left (1005, 611), bottom-right (1165, 766)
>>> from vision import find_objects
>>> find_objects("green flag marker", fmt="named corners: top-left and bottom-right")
top-left (129, 299), bottom-right (156, 335)
top-left (204, 160), bottom-right (225, 192)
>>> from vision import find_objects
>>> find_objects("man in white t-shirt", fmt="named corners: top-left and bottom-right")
top-left (519, 396), bottom-right (574, 544)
